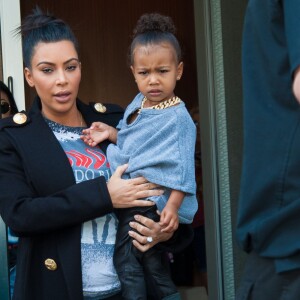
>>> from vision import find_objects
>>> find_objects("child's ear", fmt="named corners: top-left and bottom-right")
top-left (130, 66), bottom-right (137, 82)
top-left (176, 62), bottom-right (184, 80)
top-left (130, 66), bottom-right (135, 76)
top-left (24, 68), bottom-right (35, 87)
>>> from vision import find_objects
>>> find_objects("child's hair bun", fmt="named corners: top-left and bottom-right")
top-left (133, 13), bottom-right (176, 37)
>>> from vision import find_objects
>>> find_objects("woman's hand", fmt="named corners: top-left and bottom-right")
top-left (107, 164), bottom-right (163, 208)
top-left (128, 214), bottom-right (174, 252)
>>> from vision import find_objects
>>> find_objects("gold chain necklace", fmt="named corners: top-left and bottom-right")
top-left (138, 96), bottom-right (181, 114)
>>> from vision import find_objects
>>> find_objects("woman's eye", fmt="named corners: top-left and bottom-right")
top-left (66, 65), bottom-right (77, 71)
top-left (42, 68), bottom-right (53, 74)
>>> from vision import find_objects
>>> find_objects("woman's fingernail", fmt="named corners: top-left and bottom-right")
top-left (129, 222), bottom-right (134, 227)
top-left (128, 231), bottom-right (134, 236)
top-left (134, 215), bottom-right (140, 221)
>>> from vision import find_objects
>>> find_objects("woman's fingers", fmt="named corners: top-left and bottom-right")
top-left (139, 182), bottom-right (161, 190)
top-left (128, 217), bottom-right (174, 252)
top-left (129, 231), bottom-right (155, 252)
top-left (131, 180), bottom-right (164, 198)
top-left (107, 166), bottom-right (164, 208)
top-left (108, 169), bottom-right (159, 208)
top-left (132, 238), bottom-right (151, 252)
top-left (131, 200), bottom-right (154, 207)
top-left (113, 164), bottom-right (128, 178)
top-left (135, 188), bottom-right (164, 199)
top-left (129, 229), bottom-right (154, 244)
top-left (112, 169), bottom-right (160, 191)
top-left (130, 214), bottom-right (174, 240)
top-left (129, 177), bottom-right (160, 188)
top-left (133, 214), bottom-right (156, 229)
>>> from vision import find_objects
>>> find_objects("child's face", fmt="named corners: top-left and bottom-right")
top-left (131, 43), bottom-right (183, 107)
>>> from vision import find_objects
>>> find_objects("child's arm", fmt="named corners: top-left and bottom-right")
top-left (81, 122), bottom-right (118, 147)
top-left (159, 190), bottom-right (185, 233)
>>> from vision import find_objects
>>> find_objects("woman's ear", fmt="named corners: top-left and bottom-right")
top-left (176, 62), bottom-right (184, 80)
top-left (24, 68), bottom-right (35, 87)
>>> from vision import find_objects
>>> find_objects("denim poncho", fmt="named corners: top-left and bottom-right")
top-left (107, 93), bottom-right (198, 224)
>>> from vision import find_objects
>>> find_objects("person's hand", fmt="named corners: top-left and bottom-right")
top-left (107, 164), bottom-right (164, 208)
top-left (81, 122), bottom-right (117, 146)
top-left (159, 204), bottom-right (179, 233)
top-left (293, 66), bottom-right (300, 104)
top-left (128, 214), bottom-right (174, 252)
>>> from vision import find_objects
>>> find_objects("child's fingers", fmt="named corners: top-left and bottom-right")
top-left (90, 121), bottom-right (102, 130)
top-left (161, 226), bottom-right (170, 233)
top-left (161, 223), bottom-right (175, 233)
top-left (160, 213), bottom-right (171, 226)
top-left (80, 134), bottom-right (97, 147)
top-left (161, 217), bottom-right (179, 233)
top-left (159, 220), bottom-right (171, 231)
top-left (82, 128), bottom-right (91, 133)
top-left (80, 136), bottom-right (88, 143)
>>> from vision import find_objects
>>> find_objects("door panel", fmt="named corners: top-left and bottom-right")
top-left (20, 0), bottom-right (198, 111)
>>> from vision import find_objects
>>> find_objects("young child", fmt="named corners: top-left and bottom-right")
top-left (82, 13), bottom-right (198, 300)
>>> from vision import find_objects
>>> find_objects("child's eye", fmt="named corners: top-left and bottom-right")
top-left (138, 71), bottom-right (148, 75)
top-left (160, 69), bottom-right (169, 73)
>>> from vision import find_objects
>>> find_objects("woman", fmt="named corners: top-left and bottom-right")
top-left (0, 80), bottom-right (19, 298)
top-left (0, 80), bottom-right (18, 118)
top-left (0, 8), bottom-right (174, 300)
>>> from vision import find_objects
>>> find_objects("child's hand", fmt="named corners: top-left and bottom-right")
top-left (159, 204), bottom-right (179, 233)
top-left (81, 122), bottom-right (113, 146)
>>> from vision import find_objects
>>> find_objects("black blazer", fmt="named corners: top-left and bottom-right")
top-left (0, 98), bottom-right (123, 300)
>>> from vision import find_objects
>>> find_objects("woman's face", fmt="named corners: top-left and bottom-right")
top-left (24, 40), bottom-right (81, 119)
top-left (0, 91), bottom-right (11, 118)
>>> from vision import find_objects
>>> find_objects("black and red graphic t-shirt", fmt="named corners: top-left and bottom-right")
top-left (45, 119), bottom-right (120, 297)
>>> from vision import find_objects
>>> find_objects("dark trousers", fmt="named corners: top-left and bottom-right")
top-left (83, 292), bottom-right (122, 300)
top-left (236, 251), bottom-right (300, 300)
top-left (114, 206), bottom-right (180, 300)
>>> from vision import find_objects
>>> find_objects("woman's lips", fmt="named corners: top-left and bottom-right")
top-left (54, 92), bottom-right (71, 103)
